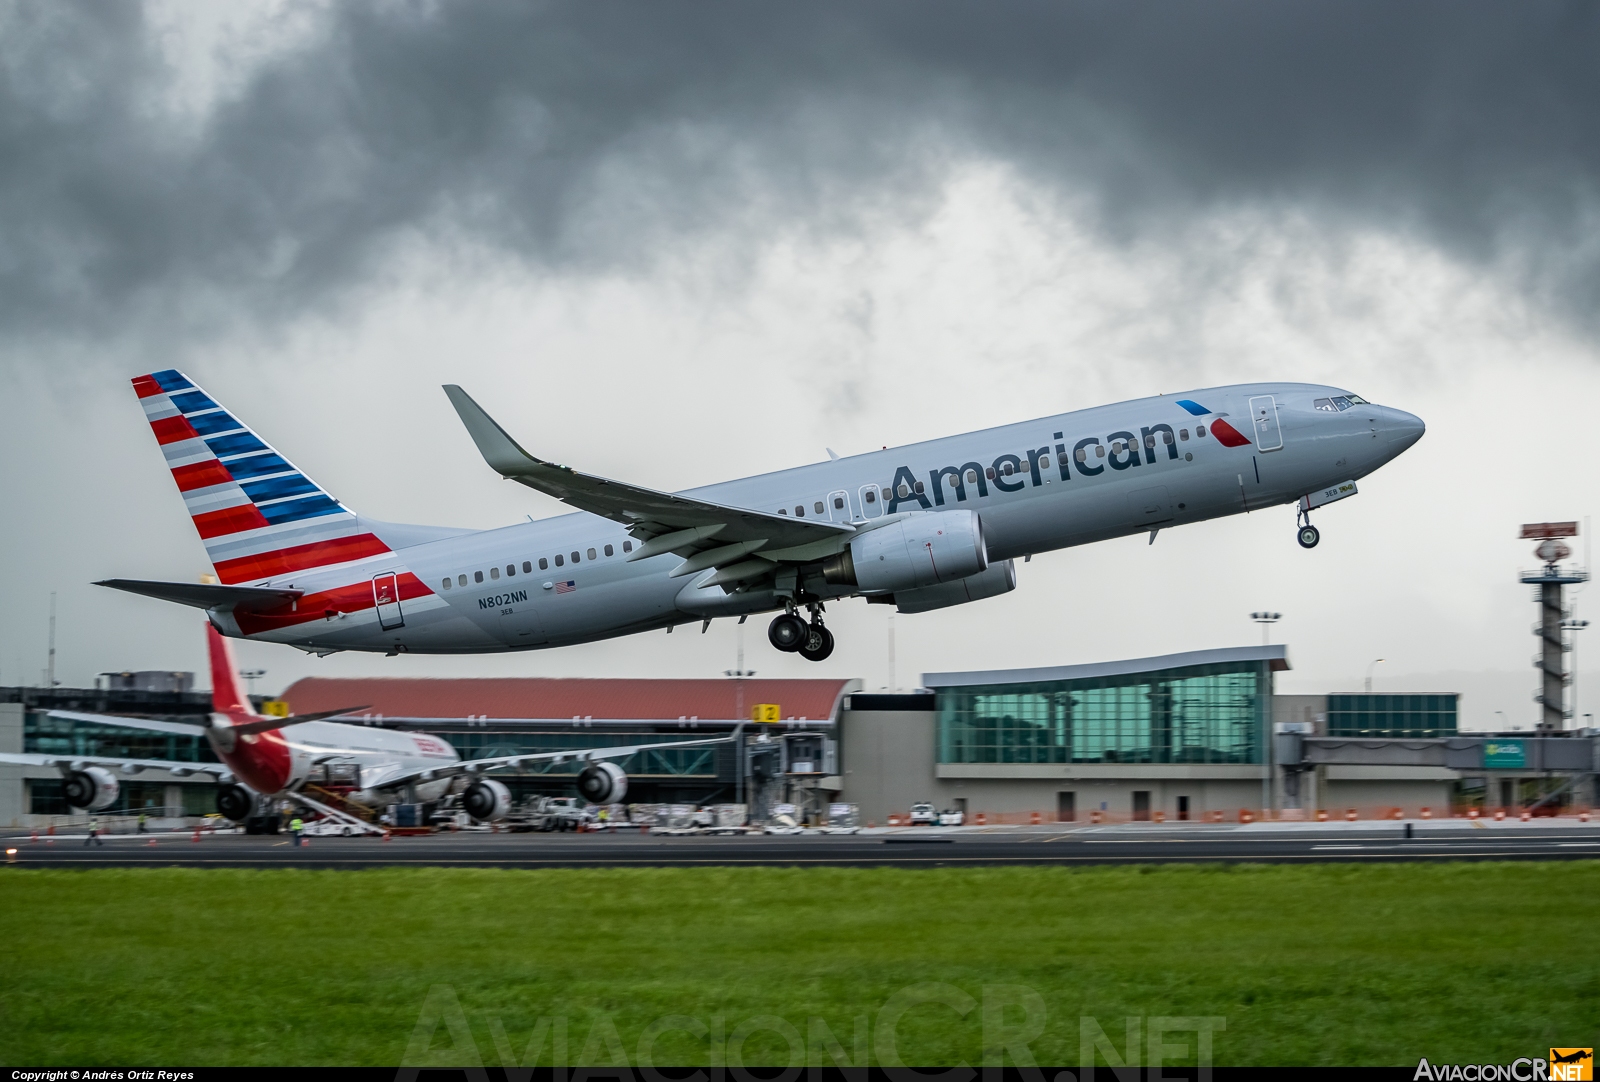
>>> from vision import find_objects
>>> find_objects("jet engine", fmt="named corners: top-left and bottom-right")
top-left (63, 766), bottom-right (120, 811)
top-left (462, 778), bottom-right (513, 822)
top-left (216, 783), bottom-right (256, 822)
top-left (892, 559), bottom-right (1016, 613)
top-left (576, 761), bottom-right (628, 804)
top-left (823, 510), bottom-right (987, 594)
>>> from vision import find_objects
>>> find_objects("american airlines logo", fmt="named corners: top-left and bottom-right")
top-left (478, 590), bottom-right (528, 610)
top-left (884, 399), bottom-right (1250, 514)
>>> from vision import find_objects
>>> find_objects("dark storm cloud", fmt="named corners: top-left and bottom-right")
top-left (3, 0), bottom-right (1598, 349)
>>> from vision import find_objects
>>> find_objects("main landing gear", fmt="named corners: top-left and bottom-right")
top-left (769, 604), bottom-right (834, 662)
top-left (1296, 507), bottom-right (1320, 549)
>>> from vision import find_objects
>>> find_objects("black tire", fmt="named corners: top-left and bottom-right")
top-left (768, 613), bottom-right (808, 652)
top-left (1297, 525), bottom-right (1320, 549)
top-left (799, 625), bottom-right (835, 662)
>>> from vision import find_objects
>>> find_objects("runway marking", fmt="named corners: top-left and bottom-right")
top-left (1557, 842), bottom-right (1600, 847)
top-left (1312, 845), bottom-right (1366, 850)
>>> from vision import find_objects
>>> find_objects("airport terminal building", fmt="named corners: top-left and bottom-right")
top-left (3, 645), bottom-right (1593, 827)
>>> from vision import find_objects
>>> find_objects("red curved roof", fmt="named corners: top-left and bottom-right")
top-left (281, 677), bottom-right (858, 723)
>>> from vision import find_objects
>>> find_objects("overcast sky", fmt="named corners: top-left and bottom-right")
top-left (2, 0), bottom-right (1598, 728)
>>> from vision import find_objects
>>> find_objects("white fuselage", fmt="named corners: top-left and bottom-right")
top-left (212, 382), bottom-right (1423, 654)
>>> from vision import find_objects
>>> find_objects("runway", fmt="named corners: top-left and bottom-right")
top-left (8, 819), bottom-right (1600, 869)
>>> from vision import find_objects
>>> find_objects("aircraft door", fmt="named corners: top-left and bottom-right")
top-left (372, 572), bottom-right (404, 630)
top-left (1249, 395), bottom-right (1283, 452)
top-left (858, 484), bottom-right (884, 519)
top-left (827, 489), bottom-right (854, 522)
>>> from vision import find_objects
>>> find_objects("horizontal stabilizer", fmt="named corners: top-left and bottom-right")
top-left (96, 578), bottom-right (301, 612)
top-left (226, 706), bottom-right (368, 736)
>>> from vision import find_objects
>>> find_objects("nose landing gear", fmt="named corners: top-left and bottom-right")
top-left (768, 604), bottom-right (835, 662)
top-left (1296, 508), bottom-right (1320, 549)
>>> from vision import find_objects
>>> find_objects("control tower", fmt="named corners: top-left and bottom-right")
top-left (1519, 522), bottom-right (1587, 732)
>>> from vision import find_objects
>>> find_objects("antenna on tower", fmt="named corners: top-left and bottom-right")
top-left (46, 592), bottom-right (57, 688)
top-left (1519, 521), bottom-right (1586, 732)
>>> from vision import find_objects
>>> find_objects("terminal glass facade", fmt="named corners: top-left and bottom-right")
top-left (1326, 694), bottom-right (1458, 738)
top-left (440, 729), bottom-right (720, 778)
top-left (24, 711), bottom-right (218, 763)
top-left (937, 660), bottom-right (1269, 764)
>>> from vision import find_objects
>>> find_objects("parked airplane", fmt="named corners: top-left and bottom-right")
top-left (0, 624), bottom-right (728, 826)
top-left (101, 370), bottom-right (1422, 661)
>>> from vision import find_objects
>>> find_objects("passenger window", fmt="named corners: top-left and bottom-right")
top-left (1075, 448), bottom-right (1087, 463)
top-left (458, 574), bottom-right (468, 587)
top-left (474, 571), bottom-right (483, 583)
top-left (864, 490), bottom-right (876, 504)
top-left (571, 551), bottom-right (580, 563)
top-left (539, 558), bottom-right (548, 570)
top-left (554, 554), bottom-right (564, 567)
top-left (833, 496), bottom-right (844, 510)
top-left (490, 567), bottom-right (499, 580)
top-left (622, 540), bottom-right (632, 553)
top-left (778, 508), bottom-right (788, 515)
top-left (1179, 429), bottom-right (1189, 441)
top-left (913, 481), bottom-right (924, 493)
top-left (882, 488), bottom-right (892, 500)
top-left (795, 505), bottom-right (805, 517)
top-left (966, 469), bottom-right (978, 483)
top-left (1145, 434), bottom-right (1156, 448)
top-left (814, 501), bottom-right (825, 514)
top-left (523, 561), bottom-right (532, 573)
top-left (1057, 452), bottom-right (1069, 465)
top-left (985, 467), bottom-right (995, 480)
top-left (604, 544), bottom-right (614, 557)
top-left (1162, 431), bottom-right (1173, 445)
top-left (441, 578), bottom-right (452, 591)
top-left (506, 564), bottom-right (515, 576)
top-left (1096, 445), bottom-right (1105, 457)
top-left (896, 484), bottom-right (909, 498)
top-left (1196, 425), bottom-right (1207, 438)
top-left (587, 548), bottom-right (596, 561)
top-left (1002, 462), bottom-right (1014, 475)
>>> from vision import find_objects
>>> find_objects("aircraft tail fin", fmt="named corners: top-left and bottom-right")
top-left (205, 622), bottom-right (255, 720)
top-left (131, 370), bottom-right (393, 584)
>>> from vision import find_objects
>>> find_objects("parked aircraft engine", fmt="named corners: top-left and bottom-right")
top-left (216, 783), bottom-right (256, 821)
top-left (462, 778), bottom-right (513, 822)
top-left (823, 509), bottom-right (987, 594)
top-left (576, 761), bottom-right (628, 804)
top-left (63, 766), bottom-right (120, 811)
top-left (892, 560), bottom-right (1016, 613)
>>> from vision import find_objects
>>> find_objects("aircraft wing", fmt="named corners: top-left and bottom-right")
top-left (0, 751), bottom-right (234, 783)
top-left (46, 708), bottom-right (367, 738)
top-left (444, 385), bottom-right (851, 583)
top-left (375, 734), bottom-right (735, 793)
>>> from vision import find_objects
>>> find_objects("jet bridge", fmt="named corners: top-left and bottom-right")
top-left (1275, 729), bottom-right (1598, 814)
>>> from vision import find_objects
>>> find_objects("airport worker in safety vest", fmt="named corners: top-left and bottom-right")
top-left (290, 816), bottom-right (304, 846)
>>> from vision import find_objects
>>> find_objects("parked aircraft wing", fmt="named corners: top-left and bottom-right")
top-left (47, 707), bottom-right (365, 737)
top-left (0, 751), bottom-right (234, 783)
top-left (376, 733), bottom-right (735, 793)
top-left (443, 385), bottom-right (851, 566)
top-left (95, 579), bottom-right (302, 612)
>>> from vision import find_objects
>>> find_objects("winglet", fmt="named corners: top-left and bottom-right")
top-left (443, 385), bottom-right (544, 477)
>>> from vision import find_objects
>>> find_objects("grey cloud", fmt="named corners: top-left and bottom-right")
top-left (3, 0), bottom-right (1598, 353)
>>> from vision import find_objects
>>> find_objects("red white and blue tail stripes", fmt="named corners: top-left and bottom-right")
top-left (132, 370), bottom-right (394, 585)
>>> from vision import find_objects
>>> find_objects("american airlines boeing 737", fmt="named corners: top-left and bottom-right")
top-left (101, 370), bottom-right (1423, 662)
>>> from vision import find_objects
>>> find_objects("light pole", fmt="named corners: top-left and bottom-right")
top-left (1364, 658), bottom-right (1385, 693)
top-left (239, 669), bottom-right (266, 697)
top-left (1562, 618), bottom-right (1589, 725)
top-left (1250, 612), bottom-right (1282, 645)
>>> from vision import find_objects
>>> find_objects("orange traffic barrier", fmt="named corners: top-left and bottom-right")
top-left (1090, 810), bottom-right (1103, 824)
top-left (382, 829), bottom-right (392, 842)
top-left (1494, 809), bottom-right (1505, 821)
top-left (47, 824), bottom-right (55, 836)
top-left (1519, 810), bottom-right (1531, 822)
top-left (191, 828), bottom-right (201, 843)
top-left (1468, 807), bottom-right (1480, 819)
top-left (1389, 808), bottom-right (1403, 820)
top-left (1421, 807), bottom-right (1431, 819)
top-left (1030, 810), bottom-right (1041, 825)
top-left (1153, 810), bottom-right (1165, 824)
top-left (1315, 809), bottom-right (1328, 822)
top-left (975, 812), bottom-right (987, 825)
top-left (30, 830), bottom-right (38, 844)
top-left (1346, 809), bottom-right (1357, 821)
top-left (1581, 811), bottom-right (1591, 823)
top-left (1239, 809), bottom-right (1254, 824)
top-left (146, 839), bottom-right (158, 847)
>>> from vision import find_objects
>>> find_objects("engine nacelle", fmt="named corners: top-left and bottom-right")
top-left (216, 784), bottom-right (257, 822)
top-left (462, 779), bottom-right (513, 822)
top-left (63, 766), bottom-right (120, 811)
top-left (576, 761), bottom-right (628, 805)
top-left (824, 510), bottom-right (987, 594)
top-left (892, 559), bottom-right (1016, 613)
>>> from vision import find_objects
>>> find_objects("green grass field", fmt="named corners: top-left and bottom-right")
top-left (1, 862), bottom-right (1596, 1067)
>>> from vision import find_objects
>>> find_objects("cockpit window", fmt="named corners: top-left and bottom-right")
top-left (1344, 394), bottom-right (1368, 405)
top-left (1314, 398), bottom-right (1337, 412)
top-left (1331, 396), bottom-right (1352, 410)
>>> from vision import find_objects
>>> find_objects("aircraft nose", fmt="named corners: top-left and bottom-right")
top-left (1385, 408), bottom-right (1425, 452)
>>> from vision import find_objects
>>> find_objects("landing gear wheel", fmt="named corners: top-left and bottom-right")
top-left (1297, 524), bottom-right (1321, 549)
top-left (768, 613), bottom-right (809, 652)
top-left (798, 625), bottom-right (835, 662)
